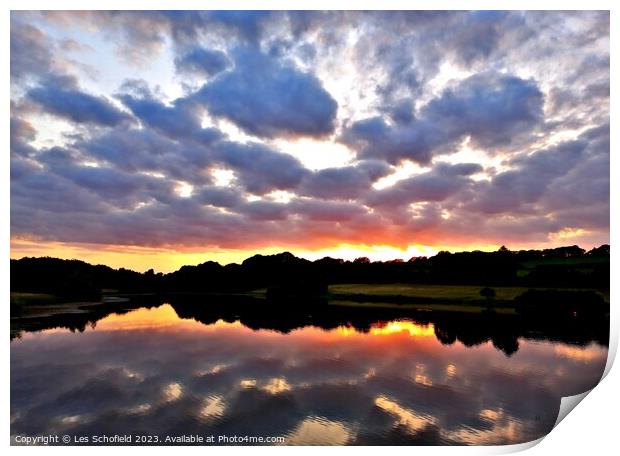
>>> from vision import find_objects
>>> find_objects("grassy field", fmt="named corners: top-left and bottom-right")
top-left (518, 256), bottom-right (608, 269)
top-left (327, 283), bottom-right (609, 313)
top-left (516, 256), bottom-right (608, 278)
top-left (328, 283), bottom-right (529, 301)
top-left (10, 292), bottom-right (60, 306)
top-left (329, 299), bottom-right (517, 315)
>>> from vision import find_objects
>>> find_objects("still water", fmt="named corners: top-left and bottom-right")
top-left (11, 304), bottom-right (607, 445)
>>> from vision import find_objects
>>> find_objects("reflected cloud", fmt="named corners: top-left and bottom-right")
top-left (375, 396), bottom-right (436, 434)
top-left (554, 344), bottom-right (605, 362)
top-left (163, 382), bottom-right (183, 402)
top-left (199, 395), bottom-right (226, 420)
top-left (263, 378), bottom-right (292, 394)
top-left (127, 403), bottom-right (152, 415)
top-left (10, 304), bottom-right (608, 445)
top-left (286, 417), bottom-right (351, 445)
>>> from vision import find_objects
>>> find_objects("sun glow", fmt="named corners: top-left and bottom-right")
top-left (175, 181), bottom-right (194, 198)
top-left (10, 237), bottom-right (503, 273)
top-left (337, 321), bottom-right (435, 338)
top-left (373, 161), bottom-right (424, 190)
top-left (370, 321), bottom-right (435, 337)
top-left (298, 244), bottom-right (440, 262)
top-left (549, 227), bottom-right (589, 242)
top-left (272, 137), bottom-right (355, 170)
top-left (211, 168), bottom-right (235, 187)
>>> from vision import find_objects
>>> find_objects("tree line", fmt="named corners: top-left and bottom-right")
top-left (10, 244), bottom-right (610, 298)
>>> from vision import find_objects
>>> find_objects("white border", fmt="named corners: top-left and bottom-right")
top-left (3, 1), bottom-right (617, 454)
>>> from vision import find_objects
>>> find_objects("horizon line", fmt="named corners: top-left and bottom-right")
top-left (10, 243), bottom-right (609, 275)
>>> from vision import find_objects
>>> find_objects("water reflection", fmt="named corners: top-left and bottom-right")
top-left (11, 304), bottom-right (607, 445)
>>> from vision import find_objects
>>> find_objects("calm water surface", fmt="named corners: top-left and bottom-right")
top-left (11, 304), bottom-right (607, 445)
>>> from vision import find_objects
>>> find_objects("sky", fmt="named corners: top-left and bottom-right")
top-left (9, 11), bottom-right (610, 272)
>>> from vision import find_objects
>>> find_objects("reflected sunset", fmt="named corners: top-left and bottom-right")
top-left (11, 303), bottom-right (608, 445)
top-left (369, 321), bottom-right (435, 337)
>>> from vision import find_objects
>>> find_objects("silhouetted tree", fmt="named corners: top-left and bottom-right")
top-left (480, 287), bottom-right (496, 300)
top-left (353, 257), bottom-right (370, 264)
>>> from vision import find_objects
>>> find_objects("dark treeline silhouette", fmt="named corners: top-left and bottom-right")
top-left (10, 244), bottom-right (610, 297)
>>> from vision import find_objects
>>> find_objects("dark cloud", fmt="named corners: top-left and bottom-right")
top-left (80, 127), bottom-right (184, 173)
top-left (344, 72), bottom-right (544, 165)
top-left (367, 163), bottom-right (482, 210)
top-left (10, 22), bottom-right (53, 79)
top-left (240, 201), bottom-right (288, 221)
top-left (174, 47), bottom-right (231, 78)
top-left (52, 164), bottom-right (153, 202)
top-left (193, 47), bottom-right (338, 138)
top-left (299, 161), bottom-right (391, 200)
top-left (119, 91), bottom-right (202, 140)
top-left (74, 124), bottom-right (307, 196)
top-left (468, 139), bottom-right (587, 215)
top-left (28, 79), bottom-right (131, 127)
top-left (196, 187), bottom-right (243, 209)
top-left (290, 199), bottom-right (367, 222)
top-left (443, 11), bottom-right (519, 66)
top-left (423, 72), bottom-right (544, 149)
top-left (341, 116), bottom-right (440, 165)
top-left (213, 141), bottom-right (309, 194)
top-left (10, 113), bottom-right (37, 158)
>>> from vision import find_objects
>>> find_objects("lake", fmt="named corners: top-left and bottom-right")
top-left (10, 303), bottom-right (607, 445)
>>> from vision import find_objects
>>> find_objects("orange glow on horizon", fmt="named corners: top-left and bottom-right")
top-left (10, 236), bottom-right (523, 273)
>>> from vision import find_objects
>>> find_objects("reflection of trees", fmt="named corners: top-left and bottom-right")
top-left (434, 326), bottom-right (456, 346)
top-left (11, 294), bottom-right (609, 357)
top-left (9, 302), bottom-right (151, 341)
top-left (167, 295), bottom-right (609, 356)
top-left (492, 335), bottom-right (519, 357)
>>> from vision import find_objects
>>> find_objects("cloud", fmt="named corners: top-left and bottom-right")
top-left (442, 11), bottom-right (520, 66)
top-left (290, 199), bottom-right (368, 222)
top-left (174, 47), bottom-right (231, 78)
top-left (205, 11), bottom-right (273, 43)
top-left (10, 112), bottom-right (37, 158)
top-left (367, 163), bottom-right (482, 209)
top-left (9, 11), bottom-right (610, 251)
top-left (28, 78), bottom-right (131, 127)
top-left (423, 72), bottom-right (544, 149)
top-left (213, 141), bottom-right (309, 194)
top-left (196, 187), bottom-right (243, 208)
top-left (468, 140), bottom-right (587, 215)
top-left (299, 161), bottom-right (391, 200)
top-left (10, 22), bottom-right (53, 79)
top-left (240, 201), bottom-right (289, 221)
top-left (343, 72), bottom-right (544, 165)
top-left (81, 127), bottom-right (186, 172)
top-left (193, 47), bottom-right (338, 138)
top-left (119, 89), bottom-right (203, 140)
top-left (71, 123), bottom-right (309, 196)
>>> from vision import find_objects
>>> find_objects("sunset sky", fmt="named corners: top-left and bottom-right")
top-left (10, 11), bottom-right (610, 272)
